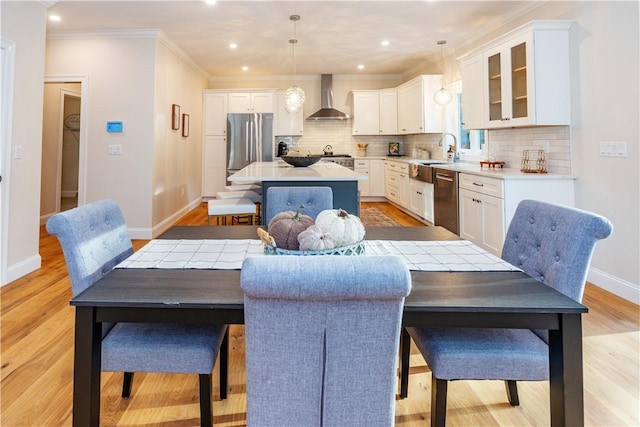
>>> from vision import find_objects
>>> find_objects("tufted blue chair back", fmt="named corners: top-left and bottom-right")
top-left (241, 255), bottom-right (411, 427)
top-left (46, 199), bottom-right (133, 297)
top-left (265, 186), bottom-right (333, 227)
top-left (502, 199), bottom-right (613, 303)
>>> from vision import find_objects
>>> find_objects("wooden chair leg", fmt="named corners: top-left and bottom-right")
top-left (505, 380), bottom-right (520, 406)
top-left (199, 374), bottom-right (213, 427)
top-left (399, 327), bottom-right (411, 399)
top-left (431, 376), bottom-right (448, 427)
top-left (219, 328), bottom-right (229, 400)
top-left (122, 372), bottom-right (134, 398)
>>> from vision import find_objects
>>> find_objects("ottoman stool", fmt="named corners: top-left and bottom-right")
top-left (207, 198), bottom-right (256, 226)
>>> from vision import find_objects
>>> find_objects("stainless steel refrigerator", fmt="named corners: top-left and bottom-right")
top-left (227, 113), bottom-right (273, 174)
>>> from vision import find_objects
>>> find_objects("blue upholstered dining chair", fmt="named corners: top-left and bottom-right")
top-left (402, 199), bottom-right (613, 426)
top-left (46, 199), bottom-right (228, 427)
top-left (264, 186), bottom-right (333, 226)
top-left (241, 255), bottom-right (412, 427)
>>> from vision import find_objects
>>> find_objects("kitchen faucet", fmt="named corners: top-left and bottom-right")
top-left (439, 133), bottom-right (459, 162)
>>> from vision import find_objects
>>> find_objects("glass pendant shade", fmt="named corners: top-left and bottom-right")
top-left (284, 85), bottom-right (305, 114)
top-left (433, 87), bottom-right (453, 106)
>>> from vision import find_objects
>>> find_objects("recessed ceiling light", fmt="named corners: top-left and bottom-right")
top-left (205, 0), bottom-right (216, 5)
top-left (49, 14), bottom-right (61, 22)
top-left (358, 64), bottom-right (365, 70)
top-left (381, 40), bottom-right (390, 47)
top-left (242, 66), bottom-right (249, 71)
top-left (229, 43), bottom-right (238, 49)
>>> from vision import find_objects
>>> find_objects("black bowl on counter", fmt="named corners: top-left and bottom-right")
top-left (281, 155), bottom-right (322, 167)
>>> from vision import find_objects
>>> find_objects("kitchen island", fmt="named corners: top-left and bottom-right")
top-left (228, 161), bottom-right (368, 216)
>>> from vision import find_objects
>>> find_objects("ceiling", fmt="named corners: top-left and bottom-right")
top-left (46, 0), bottom-right (540, 77)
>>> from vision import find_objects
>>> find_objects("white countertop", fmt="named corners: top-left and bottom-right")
top-left (228, 161), bottom-right (369, 182)
top-left (381, 157), bottom-right (576, 180)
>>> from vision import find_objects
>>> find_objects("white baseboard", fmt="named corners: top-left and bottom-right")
top-left (3, 254), bottom-right (42, 286)
top-left (127, 198), bottom-right (203, 240)
top-left (588, 267), bottom-right (639, 305)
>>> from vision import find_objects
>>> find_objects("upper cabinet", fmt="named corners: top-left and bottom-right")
top-left (397, 75), bottom-right (443, 135)
top-left (203, 92), bottom-right (228, 136)
top-left (460, 20), bottom-right (572, 129)
top-left (275, 93), bottom-right (304, 136)
top-left (352, 75), bottom-right (442, 136)
top-left (352, 89), bottom-right (397, 135)
top-left (228, 91), bottom-right (275, 113)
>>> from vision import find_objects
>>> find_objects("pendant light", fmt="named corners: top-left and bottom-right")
top-left (433, 40), bottom-right (453, 106)
top-left (284, 14), bottom-right (305, 114)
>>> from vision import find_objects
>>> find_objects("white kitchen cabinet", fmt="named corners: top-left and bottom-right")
top-left (458, 171), bottom-right (575, 255)
top-left (352, 91), bottom-right (380, 135)
top-left (275, 93), bottom-right (303, 136)
top-left (409, 180), bottom-right (434, 223)
top-left (397, 75), bottom-right (443, 135)
top-left (203, 92), bottom-right (228, 136)
top-left (459, 53), bottom-right (484, 130)
top-left (228, 92), bottom-right (275, 113)
top-left (202, 135), bottom-right (227, 197)
top-left (355, 159), bottom-right (386, 198)
top-left (352, 89), bottom-right (397, 135)
top-left (369, 159), bottom-right (386, 197)
top-left (384, 161), bottom-right (410, 208)
top-left (460, 20), bottom-right (571, 129)
top-left (459, 187), bottom-right (505, 255)
top-left (378, 89), bottom-right (398, 135)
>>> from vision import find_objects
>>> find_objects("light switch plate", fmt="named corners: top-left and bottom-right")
top-left (108, 144), bottom-right (122, 155)
top-left (599, 141), bottom-right (627, 157)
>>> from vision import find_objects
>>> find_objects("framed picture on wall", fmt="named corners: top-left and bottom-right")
top-left (171, 104), bottom-right (180, 130)
top-left (182, 114), bottom-right (190, 137)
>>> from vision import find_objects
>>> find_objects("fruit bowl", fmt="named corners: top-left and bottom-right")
top-left (281, 155), bottom-right (322, 167)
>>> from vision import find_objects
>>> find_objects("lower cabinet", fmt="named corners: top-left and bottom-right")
top-left (356, 159), bottom-right (386, 197)
top-left (458, 172), bottom-right (574, 256)
top-left (384, 161), bottom-right (410, 208)
top-left (459, 187), bottom-right (504, 255)
top-left (409, 180), bottom-right (434, 223)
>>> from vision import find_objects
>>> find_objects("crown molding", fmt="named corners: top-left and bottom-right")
top-left (209, 73), bottom-right (402, 83)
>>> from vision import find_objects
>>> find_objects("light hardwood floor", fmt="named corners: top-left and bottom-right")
top-left (2, 202), bottom-right (638, 426)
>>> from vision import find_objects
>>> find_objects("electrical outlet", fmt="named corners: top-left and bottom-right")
top-left (14, 145), bottom-right (23, 159)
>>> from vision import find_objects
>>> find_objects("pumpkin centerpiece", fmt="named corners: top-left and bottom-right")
top-left (314, 208), bottom-right (366, 247)
top-left (297, 225), bottom-right (336, 251)
top-left (267, 205), bottom-right (314, 250)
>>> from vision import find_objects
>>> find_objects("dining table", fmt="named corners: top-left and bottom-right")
top-left (70, 225), bottom-right (587, 427)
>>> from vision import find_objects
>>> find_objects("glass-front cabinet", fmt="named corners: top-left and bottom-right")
top-left (459, 20), bottom-right (572, 130)
top-left (484, 33), bottom-right (534, 128)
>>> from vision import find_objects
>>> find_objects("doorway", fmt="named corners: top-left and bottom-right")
top-left (41, 77), bottom-right (87, 223)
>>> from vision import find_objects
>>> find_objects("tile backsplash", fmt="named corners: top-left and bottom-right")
top-left (278, 121), bottom-right (572, 174)
top-left (487, 126), bottom-right (571, 174)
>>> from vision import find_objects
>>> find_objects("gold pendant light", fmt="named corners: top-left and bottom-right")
top-left (284, 14), bottom-right (305, 114)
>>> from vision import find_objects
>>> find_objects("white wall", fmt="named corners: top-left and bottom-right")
top-left (45, 36), bottom-right (156, 235)
top-left (1, 2), bottom-right (47, 284)
top-left (151, 36), bottom-right (208, 234)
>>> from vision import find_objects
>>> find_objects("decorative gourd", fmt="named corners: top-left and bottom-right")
top-left (297, 225), bottom-right (336, 251)
top-left (315, 208), bottom-right (366, 247)
top-left (267, 205), bottom-right (315, 250)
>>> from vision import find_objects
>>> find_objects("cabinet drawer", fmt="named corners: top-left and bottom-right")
top-left (385, 161), bottom-right (409, 173)
top-left (459, 173), bottom-right (504, 198)
top-left (354, 159), bottom-right (369, 169)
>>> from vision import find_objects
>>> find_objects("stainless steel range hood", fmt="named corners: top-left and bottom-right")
top-left (307, 74), bottom-right (350, 120)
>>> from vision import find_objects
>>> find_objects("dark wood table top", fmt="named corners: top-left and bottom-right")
top-left (71, 226), bottom-right (587, 319)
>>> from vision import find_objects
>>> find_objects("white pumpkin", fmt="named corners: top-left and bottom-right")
top-left (315, 208), bottom-right (366, 247)
top-left (297, 225), bottom-right (336, 251)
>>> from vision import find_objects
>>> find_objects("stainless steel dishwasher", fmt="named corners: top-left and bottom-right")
top-left (433, 168), bottom-right (458, 235)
